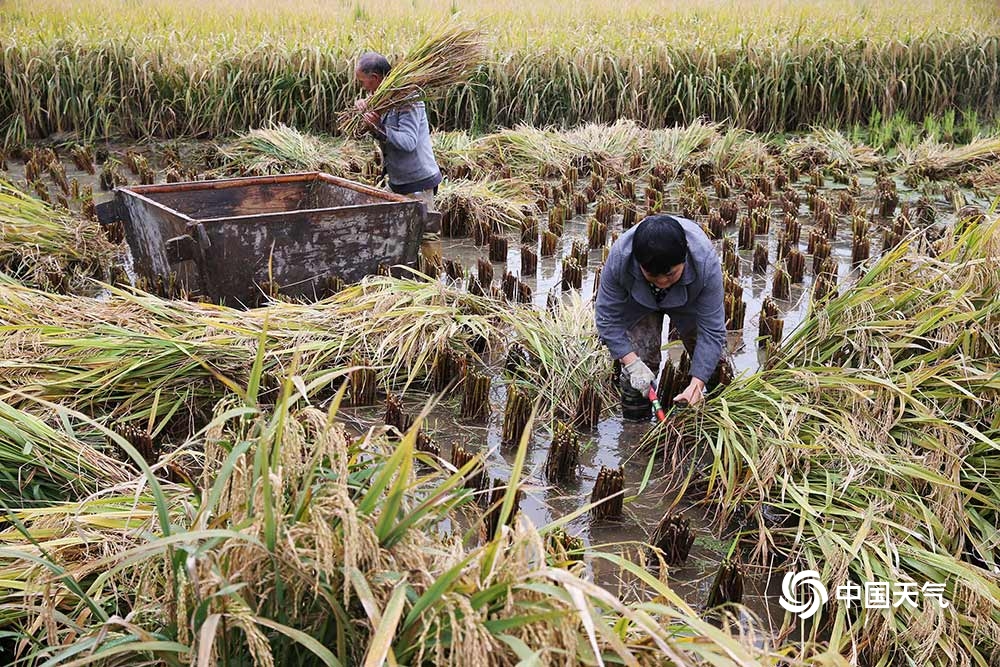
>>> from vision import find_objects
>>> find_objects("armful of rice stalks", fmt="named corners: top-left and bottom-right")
top-left (339, 25), bottom-right (485, 138)
top-left (354, 98), bottom-right (386, 138)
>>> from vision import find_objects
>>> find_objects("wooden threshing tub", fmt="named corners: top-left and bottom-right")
top-left (97, 172), bottom-right (436, 307)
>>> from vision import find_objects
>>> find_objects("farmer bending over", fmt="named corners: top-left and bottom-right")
top-left (354, 52), bottom-right (442, 209)
top-left (596, 214), bottom-right (726, 417)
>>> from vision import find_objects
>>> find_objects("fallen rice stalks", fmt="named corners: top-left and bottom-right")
top-left (0, 178), bottom-right (118, 293)
top-left (0, 383), bottom-right (774, 666)
top-left (650, 215), bottom-right (1000, 664)
top-left (214, 123), bottom-right (369, 177)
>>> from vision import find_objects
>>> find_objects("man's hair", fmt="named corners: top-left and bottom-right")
top-left (356, 52), bottom-right (391, 77)
top-left (632, 215), bottom-right (688, 275)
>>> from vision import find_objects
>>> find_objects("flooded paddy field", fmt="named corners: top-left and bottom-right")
top-left (2, 121), bottom-right (998, 664)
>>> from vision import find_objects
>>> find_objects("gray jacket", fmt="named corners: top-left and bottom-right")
top-left (375, 101), bottom-right (442, 193)
top-left (595, 218), bottom-right (726, 383)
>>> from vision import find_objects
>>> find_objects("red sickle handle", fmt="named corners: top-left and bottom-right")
top-left (648, 383), bottom-right (689, 422)
top-left (647, 383), bottom-right (667, 422)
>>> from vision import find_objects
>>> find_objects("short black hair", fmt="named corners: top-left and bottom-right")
top-left (632, 215), bottom-right (688, 275)
top-left (356, 52), bottom-right (391, 77)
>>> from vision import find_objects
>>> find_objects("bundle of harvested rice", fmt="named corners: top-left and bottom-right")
top-left (0, 178), bottom-right (118, 293)
top-left (338, 25), bottom-right (485, 138)
top-left (435, 178), bottom-right (535, 235)
top-left (215, 123), bottom-right (368, 177)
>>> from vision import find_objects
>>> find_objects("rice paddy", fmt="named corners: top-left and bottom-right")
top-left (3, 1), bottom-right (1000, 144)
top-left (2, 114), bottom-right (1000, 664)
top-left (2, 1), bottom-right (1000, 663)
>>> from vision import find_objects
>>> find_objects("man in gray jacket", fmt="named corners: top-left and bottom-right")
top-left (354, 52), bottom-right (443, 207)
top-left (596, 214), bottom-right (726, 415)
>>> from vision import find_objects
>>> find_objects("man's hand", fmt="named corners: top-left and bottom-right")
top-left (674, 377), bottom-right (706, 406)
top-left (624, 358), bottom-right (656, 394)
top-left (354, 98), bottom-right (382, 132)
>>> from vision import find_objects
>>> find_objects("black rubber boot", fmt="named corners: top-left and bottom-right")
top-left (621, 389), bottom-right (652, 421)
top-left (620, 373), bottom-right (652, 421)
top-left (620, 312), bottom-right (664, 421)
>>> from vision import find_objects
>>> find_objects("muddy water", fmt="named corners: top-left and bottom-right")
top-left (3, 147), bottom-right (992, 624)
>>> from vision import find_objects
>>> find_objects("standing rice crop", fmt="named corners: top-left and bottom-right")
top-left (4, 3), bottom-right (1000, 144)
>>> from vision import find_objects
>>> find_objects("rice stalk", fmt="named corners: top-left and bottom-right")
top-left (435, 178), bottom-right (535, 236)
top-left (590, 465), bottom-right (624, 521)
top-left (649, 512), bottom-right (695, 567)
top-left (811, 236), bottom-right (832, 274)
top-left (500, 385), bottom-right (531, 448)
top-left (901, 135), bottom-right (1000, 180)
top-left (544, 421), bottom-right (580, 483)
top-left (488, 235), bottom-right (507, 262)
top-left (705, 557), bottom-right (744, 609)
top-left (383, 391), bottom-right (412, 437)
top-left (573, 381), bottom-right (602, 429)
top-left (757, 298), bottom-right (784, 349)
top-left (430, 347), bottom-right (465, 393)
top-left (752, 242), bottom-right (768, 273)
top-left (0, 399), bottom-right (134, 505)
top-left (0, 274), bottom-right (507, 423)
top-left (472, 125), bottom-right (578, 180)
top-left (738, 215), bottom-right (754, 250)
top-left (501, 294), bottom-right (616, 421)
top-left (716, 203), bottom-right (737, 230)
top-left (450, 444), bottom-right (487, 493)
top-left (540, 230), bottom-right (558, 257)
top-left (460, 367), bottom-right (490, 421)
top-left (785, 127), bottom-right (879, 173)
top-left (771, 265), bottom-right (790, 299)
top-left (481, 477), bottom-right (521, 540)
top-left (785, 248), bottom-right (805, 283)
top-left (561, 258), bottom-right (582, 291)
top-left (702, 210), bottom-right (722, 241)
top-left (432, 130), bottom-right (483, 179)
top-left (519, 244), bottom-right (537, 276)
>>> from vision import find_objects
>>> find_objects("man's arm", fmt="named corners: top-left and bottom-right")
top-left (595, 254), bottom-right (635, 362)
top-left (382, 105), bottom-right (420, 152)
top-left (687, 257), bottom-right (726, 385)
